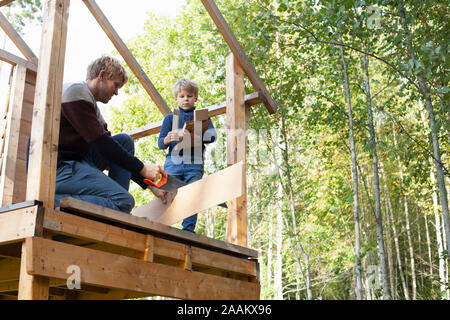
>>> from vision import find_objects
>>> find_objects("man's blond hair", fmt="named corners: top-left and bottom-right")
top-left (86, 55), bottom-right (129, 86)
top-left (173, 78), bottom-right (199, 98)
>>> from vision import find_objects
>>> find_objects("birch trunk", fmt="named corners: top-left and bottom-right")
top-left (380, 157), bottom-right (410, 299)
top-left (362, 53), bottom-right (391, 299)
top-left (430, 163), bottom-right (448, 299)
top-left (399, 0), bottom-right (450, 253)
top-left (338, 34), bottom-right (363, 300)
top-left (392, 122), bottom-right (416, 299)
top-left (275, 181), bottom-right (283, 300)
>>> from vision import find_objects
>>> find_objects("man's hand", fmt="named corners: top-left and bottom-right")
top-left (140, 163), bottom-right (162, 181)
top-left (150, 186), bottom-right (168, 204)
top-left (164, 130), bottom-right (184, 145)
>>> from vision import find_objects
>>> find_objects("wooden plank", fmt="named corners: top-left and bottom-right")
top-left (132, 161), bottom-right (244, 226)
top-left (0, 206), bottom-right (42, 244)
top-left (226, 54), bottom-right (248, 247)
top-left (0, 49), bottom-right (37, 72)
top-left (27, 237), bottom-right (260, 299)
top-left (200, 0), bottom-right (277, 114)
top-left (194, 108), bottom-right (209, 121)
top-left (127, 92), bottom-right (263, 140)
top-left (0, 258), bottom-right (20, 282)
top-left (58, 197), bottom-right (258, 258)
top-left (0, 65), bottom-right (27, 206)
top-left (18, 238), bottom-right (49, 299)
top-left (172, 108), bottom-right (179, 131)
top-left (26, 0), bottom-right (70, 209)
top-left (82, 0), bottom-right (170, 116)
top-left (43, 208), bottom-right (148, 252)
top-left (0, 0), bottom-right (15, 7)
top-left (191, 246), bottom-right (257, 277)
top-left (126, 120), bottom-right (163, 140)
top-left (0, 12), bottom-right (38, 64)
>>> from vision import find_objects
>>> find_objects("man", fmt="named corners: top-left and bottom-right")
top-left (54, 55), bottom-right (167, 213)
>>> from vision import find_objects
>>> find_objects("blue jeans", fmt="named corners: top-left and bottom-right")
top-left (164, 156), bottom-right (203, 232)
top-left (54, 134), bottom-right (135, 213)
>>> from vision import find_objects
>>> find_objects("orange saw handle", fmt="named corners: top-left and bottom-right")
top-left (143, 170), bottom-right (168, 188)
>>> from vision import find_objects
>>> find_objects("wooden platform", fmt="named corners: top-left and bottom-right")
top-left (0, 198), bottom-right (260, 300)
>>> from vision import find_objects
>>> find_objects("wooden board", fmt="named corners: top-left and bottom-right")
top-left (0, 11), bottom-right (38, 65)
top-left (172, 118), bottom-right (211, 151)
top-left (42, 209), bottom-right (257, 278)
top-left (132, 161), bottom-right (243, 226)
top-left (26, 0), bottom-right (70, 210)
top-left (226, 54), bottom-right (249, 247)
top-left (26, 237), bottom-right (260, 300)
top-left (59, 197), bottom-right (258, 258)
top-left (0, 49), bottom-right (37, 72)
top-left (0, 65), bottom-right (27, 206)
top-left (0, 206), bottom-right (42, 245)
top-left (83, 0), bottom-right (170, 116)
top-left (127, 92), bottom-right (263, 140)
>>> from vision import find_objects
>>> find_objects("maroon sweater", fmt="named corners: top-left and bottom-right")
top-left (59, 82), bottom-right (146, 188)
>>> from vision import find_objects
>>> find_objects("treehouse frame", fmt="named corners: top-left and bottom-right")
top-left (0, 0), bottom-right (277, 300)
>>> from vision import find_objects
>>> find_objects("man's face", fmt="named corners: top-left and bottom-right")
top-left (97, 74), bottom-right (123, 104)
top-left (175, 89), bottom-right (198, 110)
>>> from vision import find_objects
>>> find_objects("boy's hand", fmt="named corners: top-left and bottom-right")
top-left (164, 130), bottom-right (184, 145)
top-left (140, 163), bottom-right (163, 181)
top-left (150, 186), bottom-right (168, 204)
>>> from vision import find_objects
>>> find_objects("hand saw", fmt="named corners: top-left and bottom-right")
top-left (144, 171), bottom-right (228, 208)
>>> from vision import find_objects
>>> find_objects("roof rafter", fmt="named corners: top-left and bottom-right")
top-left (200, 0), bottom-right (278, 114)
top-left (82, 0), bottom-right (171, 116)
top-left (0, 11), bottom-right (38, 65)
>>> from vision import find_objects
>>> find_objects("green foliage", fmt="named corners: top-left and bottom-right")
top-left (106, 0), bottom-right (448, 300)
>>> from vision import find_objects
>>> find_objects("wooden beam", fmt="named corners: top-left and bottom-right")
top-left (0, 258), bottom-right (20, 282)
top-left (0, 49), bottom-right (37, 72)
top-left (0, 65), bottom-right (27, 206)
top-left (0, 0), bottom-right (15, 7)
top-left (200, 0), bottom-right (277, 114)
top-left (127, 91), bottom-right (263, 140)
top-left (82, 0), bottom-right (171, 116)
top-left (0, 206), bottom-right (44, 245)
top-left (43, 208), bottom-right (148, 252)
top-left (58, 197), bottom-right (258, 258)
top-left (0, 11), bottom-right (39, 65)
top-left (226, 54), bottom-right (248, 247)
top-left (18, 237), bottom-right (49, 299)
top-left (27, 237), bottom-right (260, 299)
top-left (26, 0), bottom-right (70, 209)
top-left (132, 161), bottom-right (244, 226)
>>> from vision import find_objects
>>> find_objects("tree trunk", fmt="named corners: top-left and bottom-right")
top-left (399, 0), bottom-right (450, 254)
top-left (430, 161), bottom-right (448, 299)
top-left (392, 121), bottom-right (417, 299)
top-left (362, 52), bottom-right (391, 299)
top-left (275, 180), bottom-right (283, 300)
top-left (338, 34), bottom-right (363, 300)
top-left (380, 157), bottom-right (410, 299)
top-left (267, 214), bottom-right (273, 290)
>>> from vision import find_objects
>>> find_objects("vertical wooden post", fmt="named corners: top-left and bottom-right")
top-left (19, 0), bottom-right (70, 300)
top-left (26, 0), bottom-right (70, 209)
top-left (0, 65), bottom-right (27, 206)
top-left (226, 53), bottom-right (249, 247)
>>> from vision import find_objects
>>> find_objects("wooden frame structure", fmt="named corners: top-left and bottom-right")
top-left (0, 0), bottom-right (277, 300)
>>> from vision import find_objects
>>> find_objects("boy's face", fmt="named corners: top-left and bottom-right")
top-left (175, 89), bottom-right (198, 110)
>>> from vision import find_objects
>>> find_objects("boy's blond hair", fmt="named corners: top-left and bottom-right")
top-left (86, 55), bottom-right (129, 86)
top-left (173, 78), bottom-right (199, 98)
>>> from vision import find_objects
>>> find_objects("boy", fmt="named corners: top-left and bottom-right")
top-left (158, 79), bottom-right (217, 232)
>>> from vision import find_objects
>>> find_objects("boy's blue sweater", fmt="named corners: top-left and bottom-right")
top-left (158, 106), bottom-right (217, 163)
